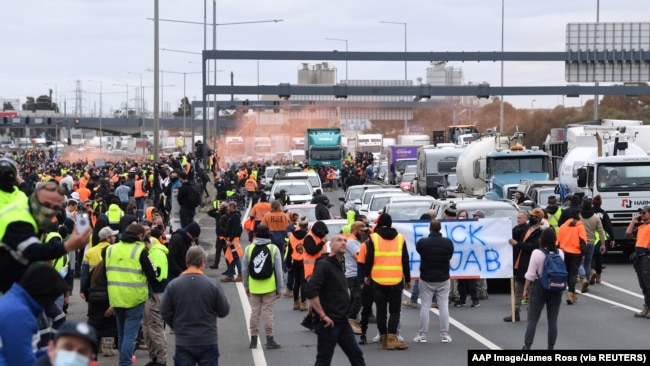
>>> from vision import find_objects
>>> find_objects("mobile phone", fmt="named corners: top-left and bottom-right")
top-left (76, 213), bottom-right (91, 234)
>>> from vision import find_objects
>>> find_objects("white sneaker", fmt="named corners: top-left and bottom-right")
top-left (397, 333), bottom-right (405, 342)
top-left (441, 333), bottom-right (452, 343)
top-left (372, 334), bottom-right (380, 343)
top-left (413, 333), bottom-right (427, 343)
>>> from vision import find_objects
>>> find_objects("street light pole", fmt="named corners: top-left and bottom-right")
top-left (531, 99), bottom-right (536, 111)
top-left (325, 38), bottom-right (349, 81)
top-left (379, 21), bottom-right (407, 80)
top-left (500, 0), bottom-right (505, 133)
top-left (87, 80), bottom-right (103, 152)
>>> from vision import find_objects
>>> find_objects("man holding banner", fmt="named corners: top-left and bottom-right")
top-left (364, 214), bottom-right (411, 350)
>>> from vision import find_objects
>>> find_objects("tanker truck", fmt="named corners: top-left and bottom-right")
top-left (455, 130), bottom-right (550, 200)
top-left (558, 130), bottom-right (650, 253)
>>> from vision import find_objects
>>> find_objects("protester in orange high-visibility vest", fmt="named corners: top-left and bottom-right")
top-left (222, 201), bottom-right (244, 283)
top-left (364, 213), bottom-right (411, 350)
top-left (285, 217), bottom-right (310, 311)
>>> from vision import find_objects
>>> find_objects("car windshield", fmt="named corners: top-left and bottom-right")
top-left (458, 204), bottom-right (518, 227)
top-left (277, 183), bottom-right (311, 196)
top-left (401, 173), bottom-right (415, 182)
top-left (370, 196), bottom-right (394, 211)
top-left (363, 190), bottom-right (395, 205)
top-left (386, 203), bottom-right (431, 220)
top-left (266, 167), bottom-right (280, 178)
top-left (347, 187), bottom-right (366, 201)
top-left (286, 206), bottom-right (317, 222)
top-left (308, 176), bottom-right (320, 188)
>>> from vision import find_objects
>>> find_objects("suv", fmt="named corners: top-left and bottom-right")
top-left (431, 198), bottom-right (519, 228)
top-left (269, 176), bottom-right (314, 204)
top-left (361, 191), bottom-right (410, 222)
top-left (338, 184), bottom-right (377, 217)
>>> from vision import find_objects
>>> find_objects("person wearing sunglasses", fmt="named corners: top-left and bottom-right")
top-left (0, 177), bottom-right (92, 293)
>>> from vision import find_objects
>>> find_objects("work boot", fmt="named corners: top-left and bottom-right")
top-left (359, 333), bottom-right (367, 345)
top-left (634, 305), bottom-right (649, 318)
top-left (209, 262), bottom-right (219, 269)
top-left (380, 334), bottom-right (387, 349)
top-left (385, 333), bottom-right (408, 350)
top-left (293, 301), bottom-right (301, 311)
top-left (580, 279), bottom-right (589, 293)
top-left (348, 318), bottom-right (362, 335)
top-left (235, 274), bottom-right (243, 282)
top-left (282, 288), bottom-right (293, 297)
top-left (503, 311), bottom-right (520, 322)
top-left (566, 291), bottom-right (574, 305)
top-left (220, 276), bottom-right (235, 283)
top-left (595, 273), bottom-right (602, 284)
top-left (589, 269), bottom-right (597, 285)
top-left (300, 302), bottom-right (308, 311)
top-left (266, 336), bottom-right (281, 349)
top-left (101, 337), bottom-right (115, 357)
top-left (249, 335), bottom-right (258, 348)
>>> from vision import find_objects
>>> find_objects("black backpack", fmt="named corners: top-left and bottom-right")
top-left (248, 244), bottom-right (275, 280)
top-left (188, 187), bottom-right (201, 208)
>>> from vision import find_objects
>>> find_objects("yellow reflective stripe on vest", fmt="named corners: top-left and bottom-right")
top-left (370, 233), bottom-right (405, 285)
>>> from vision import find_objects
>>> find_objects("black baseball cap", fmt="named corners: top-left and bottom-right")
top-left (638, 206), bottom-right (650, 214)
top-left (55, 321), bottom-right (99, 353)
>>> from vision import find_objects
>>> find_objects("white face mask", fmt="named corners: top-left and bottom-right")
top-left (53, 350), bottom-right (90, 366)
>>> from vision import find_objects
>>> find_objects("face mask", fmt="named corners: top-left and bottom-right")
top-left (53, 350), bottom-right (90, 366)
top-left (29, 195), bottom-right (60, 230)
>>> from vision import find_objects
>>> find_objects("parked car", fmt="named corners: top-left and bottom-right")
top-left (382, 201), bottom-right (433, 221)
top-left (360, 192), bottom-right (410, 223)
top-left (338, 184), bottom-right (377, 217)
top-left (399, 172), bottom-right (416, 192)
top-left (431, 198), bottom-right (519, 228)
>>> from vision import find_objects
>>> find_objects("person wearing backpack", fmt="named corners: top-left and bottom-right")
top-left (242, 225), bottom-right (284, 350)
top-left (176, 172), bottom-right (200, 229)
top-left (557, 207), bottom-right (587, 305)
top-left (522, 228), bottom-right (566, 350)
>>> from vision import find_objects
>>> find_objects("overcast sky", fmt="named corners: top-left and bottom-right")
top-left (3, 0), bottom-right (650, 116)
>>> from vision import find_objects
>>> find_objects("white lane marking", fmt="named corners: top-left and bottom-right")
top-left (238, 206), bottom-right (266, 366)
top-left (578, 289), bottom-right (644, 312)
top-left (403, 290), bottom-right (502, 350)
top-left (598, 281), bottom-right (644, 299)
top-left (237, 282), bottom-right (268, 366)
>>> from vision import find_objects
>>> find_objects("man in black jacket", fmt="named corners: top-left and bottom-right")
top-left (176, 172), bottom-right (199, 229)
top-left (304, 234), bottom-right (366, 366)
top-left (207, 201), bottom-right (228, 269)
top-left (166, 222), bottom-right (200, 281)
top-left (413, 219), bottom-right (454, 343)
top-left (222, 202), bottom-right (244, 282)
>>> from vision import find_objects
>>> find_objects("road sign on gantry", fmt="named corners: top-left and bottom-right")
top-left (565, 22), bottom-right (650, 83)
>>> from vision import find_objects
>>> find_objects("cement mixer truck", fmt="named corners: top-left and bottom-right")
top-left (455, 130), bottom-right (550, 200)
top-left (558, 130), bottom-right (650, 253)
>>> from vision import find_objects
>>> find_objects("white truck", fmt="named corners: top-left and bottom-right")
top-left (397, 134), bottom-right (431, 146)
top-left (356, 133), bottom-right (382, 160)
top-left (414, 144), bottom-right (463, 197)
top-left (289, 149), bottom-right (306, 162)
top-left (558, 130), bottom-right (649, 253)
top-left (253, 137), bottom-right (273, 155)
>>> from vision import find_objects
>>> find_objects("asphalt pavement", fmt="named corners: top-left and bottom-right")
top-left (65, 184), bottom-right (650, 366)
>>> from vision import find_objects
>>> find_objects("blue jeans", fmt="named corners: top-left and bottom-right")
top-left (174, 344), bottom-right (219, 366)
top-left (135, 197), bottom-right (145, 221)
top-left (114, 302), bottom-right (145, 366)
top-left (581, 243), bottom-right (595, 280)
top-left (314, 320), bottom-right (365, 366)
top-left (180, 206), bottom-right (195, 229)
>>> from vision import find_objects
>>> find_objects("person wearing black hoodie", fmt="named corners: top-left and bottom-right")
top-left (591, 195), bottom-right (615, 284)
top-left (558, 194), bottom-right (582, 227)
top-left (300, 220), bottom-right (330, 330)
top-left (315, 195), bottom-right (333, 221)
top-left (363, 213), bottom-right (411, 350)
top-left (167, 222), bottom-right (201, 281)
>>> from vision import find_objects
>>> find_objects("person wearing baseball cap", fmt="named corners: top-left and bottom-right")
top-left (33, 321), bottom-right (99, 366)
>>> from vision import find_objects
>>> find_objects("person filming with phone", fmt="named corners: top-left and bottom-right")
top-left (0, 158), bottom-right (92, 293)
